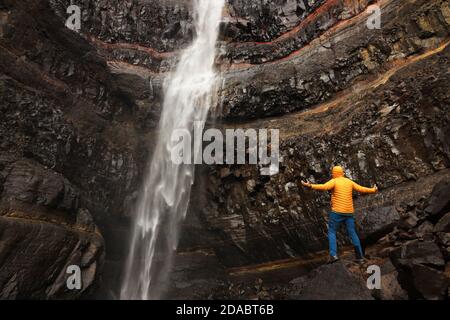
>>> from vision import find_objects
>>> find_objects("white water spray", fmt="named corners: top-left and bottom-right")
top-left (120, 0), bottom-right (224, 300)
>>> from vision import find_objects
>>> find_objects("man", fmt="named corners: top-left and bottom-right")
top-left (302, 166), bottom-right (377, 264)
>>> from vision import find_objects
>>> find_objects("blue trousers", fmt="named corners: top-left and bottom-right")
top-left (328, 212), bottom-right (363, 258)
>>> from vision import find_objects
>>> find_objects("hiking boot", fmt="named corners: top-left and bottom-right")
top-left (327, 255), bottom-right (339, 264)
top-left (354, 246), bottom-right (365, 263)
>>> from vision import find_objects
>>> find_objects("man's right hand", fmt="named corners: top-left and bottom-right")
top-left (373, 184), bottom-right (378, 192)
top-left (302, 181), bottom-right (312, 188)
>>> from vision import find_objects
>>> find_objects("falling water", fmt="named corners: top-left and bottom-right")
top-left (120, 0), bottom-right (225, 300)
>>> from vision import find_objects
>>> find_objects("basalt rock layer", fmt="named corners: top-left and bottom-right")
top-left (0, 0), bottom-right (154, 298)
top-left (219, 0), bottom-right (450, 120)
top-left (0, 0), bottom-right (449, 299)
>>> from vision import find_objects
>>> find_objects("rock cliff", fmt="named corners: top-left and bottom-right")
top-left (0, 0), bottom-right (449, 299)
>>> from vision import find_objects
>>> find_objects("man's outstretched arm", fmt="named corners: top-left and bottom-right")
top-left (353, 181), bottom-right (378, 193)
top-left (302, 179), bottom-right (335, 191)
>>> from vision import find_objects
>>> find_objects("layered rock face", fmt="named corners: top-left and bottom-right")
top-left (220, 0), bottom-right (449, 119)
top-left (0, 0), bottom-right (449, 299)
top-left (0, 0), bottom-right (152, 298)
top-left (0, 157), bottom-right (104, 299)
top-left (204, 43), bottom-right (450, 267)
top-left (199, 0), bottom-right (450, 265)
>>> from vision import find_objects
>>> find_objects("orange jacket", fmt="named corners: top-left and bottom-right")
top-left (310, 166), bottom-right (377, 214)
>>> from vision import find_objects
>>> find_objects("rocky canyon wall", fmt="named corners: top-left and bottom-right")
top-left (0, 0), bottom-right (448, 299)
top-left (201, 0), bottom-right (450, 267)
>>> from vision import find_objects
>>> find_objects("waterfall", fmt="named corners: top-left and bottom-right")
top-left (120, 0), bottom-right (225, 300)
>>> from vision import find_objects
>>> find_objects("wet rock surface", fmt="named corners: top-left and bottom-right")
top-left (219, 0), bottom-right (450, 120)
top-left (290, 262), bottom-right (374, 300)
top-left (425, 179), bottom-right (450, 219)
top-left (0, 156), bottom-right (104, 299)
top-left (223, 0), bottom-right (327, 42)
top-left (0, 0), bottom-right (152, 298)
top-left (222, 0), bottom-right (374, 65)
top-left (49, 0), bottom-right (195, 53)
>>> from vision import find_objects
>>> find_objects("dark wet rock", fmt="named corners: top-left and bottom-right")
top-left (222, 0), bottom-right (375, 65)
top-left (0, 214), bottom-right (104, 299)
top-left (1, 159), bottom-right (79, 212)
top-left (0, 0), bottom-right (153, 298)
top-left (223, 0), bottom-right (327, 42)
top-left (48, 0), bottom-right (371, 71)
top-left (387, 238), bottom-right (449, 298)
top-left (219, 0), bottom-right (450, 120)
top-left (358, 206), bottom-right (400, 244)
top-left (0, 157), bottom-right (105, 299)
top-left (390, 240), bottom-right (445, 269)
top-left (376, 260), bottom-right (408, 300)
top-left (425, 179), bottom-right (450, 219)
top-left (49, 0), bottom-right (195, 53)
top-left (433, 212), bottom-right (450, 233)
top-left (414, 221), bottom-right (434, 239)
top-left (397, 263), bottom-right (448, 300)
top-left (292, 262), bottom-right (373, 300)
top-left (0, 0), bottom-right (151, 222)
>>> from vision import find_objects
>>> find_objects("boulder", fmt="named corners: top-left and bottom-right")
top-left (425, 179), bottom-right (450, 218)
top-left (390, 240), bottom-right (448, 300)
top-left (377, 261), bottom-right (408, 300)
top-left (390, 240), bottom-right (445, 268)
top-left (399, 264), bottom-right (448, 300)
top-left (294, 262), bottom-right (374, 300)
top-left (2, 159), bottom-right (79, 212)
top-left (358, 206), bottom-right (400, 243)
top-left (287, 276), bottom-right (309, 299)
top-left (0, 158), bottom-right (104, 299)
top-left (0, 214), bottom-right (104, 299)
